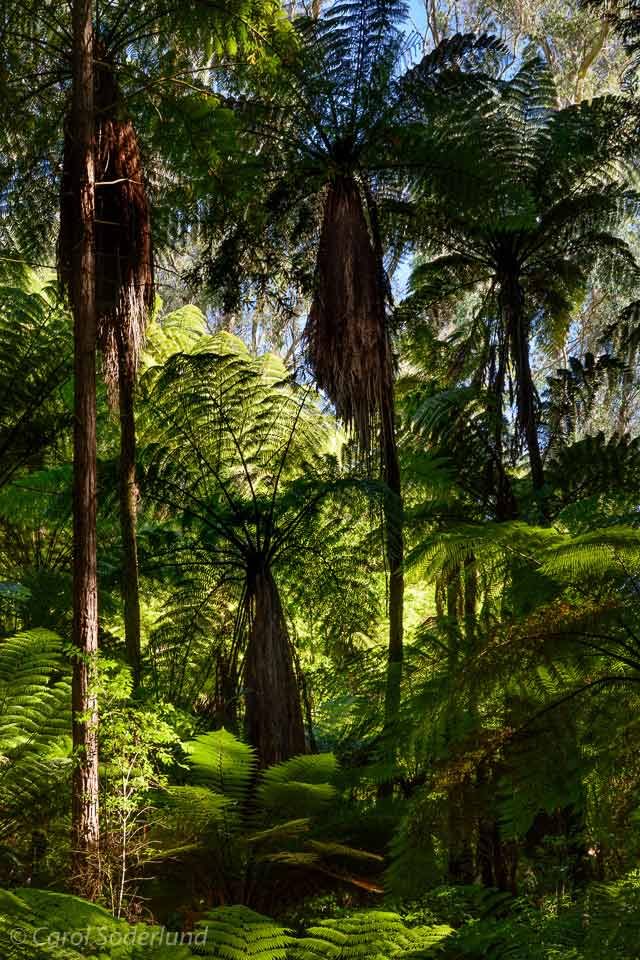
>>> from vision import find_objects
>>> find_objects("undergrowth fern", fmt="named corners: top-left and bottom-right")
top-left (0, 629), bottom-right (71, 842)
top-left (193, 906), bottom-right (291, 958)
top-left (156, 730), bottom-right (382, 909)
top-left (290, 910), bottom-right (453, 959)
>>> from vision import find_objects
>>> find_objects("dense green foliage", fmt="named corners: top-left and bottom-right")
top-left (1, 0), bottom-right (640, 956)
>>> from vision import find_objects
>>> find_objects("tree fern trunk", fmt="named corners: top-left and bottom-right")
top-left (476, 761), bottom-right (519, 894)
top-left (492, 338), bottom-right (517, 520)
top-left (244, 567), bottom-right (305, 767)
top-left (117, 334), bottom-right (142, 688)
top-left (501, 275), bottom-right (544, 491)
top-left (70, 0), bottom-right (100, 898)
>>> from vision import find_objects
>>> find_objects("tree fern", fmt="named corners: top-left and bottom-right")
top-left (403, 55), bottom-right (640, 493)
top-left (155, 729), bottom-right (381, 909)
top-left (139, 335), bottom-right (382, 763)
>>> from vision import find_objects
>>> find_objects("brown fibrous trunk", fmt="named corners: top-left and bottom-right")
top-left (59, 43), bottom-right (153, 688)
top-left (304, 175), bottom-right (394, 458)
top-left (243, 567), bottom-right (306, 767)
top-left (306, 176), bottom-right (404, 786)
top-left (59, 45), bottom-right (154, 385)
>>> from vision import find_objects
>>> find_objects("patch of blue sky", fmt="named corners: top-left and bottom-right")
top-left (407, 0), bottom-right (427, 38)
top-left (388, 3), bottom-right (428, 301)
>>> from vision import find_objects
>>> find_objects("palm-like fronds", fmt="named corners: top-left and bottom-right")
top-left (546, 432), bottom-right (640, 510)
top-left (0, 274), bottom-right (72, 490)
top-left (195, 1), bottom-right (501, 454)
top-left (139, 334), bottom-right (382, 762)
top-left (155, 729), bottom-right (381, 910)
top-left (290, 910), bottom-right (453, 959)
top-left (403, 57), bottom-right (640, 492)
top-left (0, 630), bottom-right (71, 843)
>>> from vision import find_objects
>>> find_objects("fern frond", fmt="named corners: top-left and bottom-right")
top-left (0, 629), bottom-right (71, 839)
top-left (194, 905), bottom-right (291, 959)
top-left (257, 753), bottom-right (338, 818)
top-left (291, 911), bottom-right (413, 960)
top-left (185, 729), bottom-right (257, 804)
top-left (541, 526), bottom-right (640, 580)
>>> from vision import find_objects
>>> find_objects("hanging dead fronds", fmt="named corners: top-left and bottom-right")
top-left (304, 176), bottom-right (393, 458)
top-left (58, 42), bottom-right (154, 400)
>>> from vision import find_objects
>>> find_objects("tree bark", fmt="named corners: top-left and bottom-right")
top-left (244, 567), bottom-right (306, 767)
top-left (476, 761), bottom-right (519, 894)
top-left (382, 414), bottom-right (404, 728)
top-left (491, 338), bottom-right (518, 520)
top-left (70, 0), bottom-right (100, 898)
top-left (117, 334), bottom-right (142, 688)
top-left (444, 565), bottom-right (475, 882)
top-left (501, 275), bottom-right (544, 491)
top-left (379, 400), bottom-right (404, 798)
top-left (447, 776), bottom-right (475, 883)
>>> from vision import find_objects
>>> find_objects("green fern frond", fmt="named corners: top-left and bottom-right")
top-left (398, 923), bottom-right (454, 957)
top-left (185, 729), bottom-right (257, 803)
top-left (583, 872), bottom-right (640, 957)
top-left (142, 304), bottom-right (207, 366)
top-left (0, 629), bottom-right (71, 839)
top-left (541, 526), bottom-right (640, 580)
top-left (194, 905), bottom-right (291, 959)
top-left (246, 818), bottom-right (311, 845)
top-left (407, 521), bottom-right (560, 581)
top-left (291, 911), bottom-right (413, 960)
top-left (0, 887), bottom-right (193, 959)
top-left (257, 754), bottom-right (338, 819)
top-left (158, 785), bottom-right (231, 839)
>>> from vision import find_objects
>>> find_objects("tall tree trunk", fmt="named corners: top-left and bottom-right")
top-left (447, 776), bottom-right (475, 883)
top-left (382, 401), bottom-right (404, 729)
top-left (70, 0), bottom-right (100, 898)
top-left (244, 567), bottom-right (306, 767)
top-left (378, 402), bottom-right (404, 799)
top-left (444, 566), bottom-right (474, 882)
top-left (501, 275), bottom-right (544, 491)
top-left (615, 350), bottom-right (635, 437)
top-left (88, 56), bottom-right (152, 688)
top-left (117, 335), bottom-right (142, 687)
top-left (476, 760), bottom-right (519, 894)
